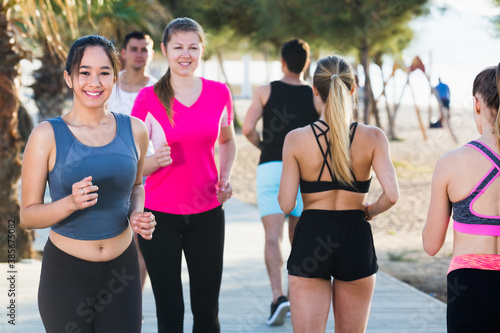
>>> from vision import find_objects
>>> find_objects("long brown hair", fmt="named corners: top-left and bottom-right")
top-left (313, 55), bottom-right (356, 186)
top-left (154, 18), bottom-right (205, 124)
top-left (472, 64), bottom-right (500, 148)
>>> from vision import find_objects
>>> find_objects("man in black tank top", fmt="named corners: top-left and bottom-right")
top-left (242, 39), bottom-right (319, 326)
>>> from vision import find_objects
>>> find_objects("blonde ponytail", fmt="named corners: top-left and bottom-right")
top-left (314, 56), bottom-right (355, 187)
top-left (325, 74), bottom-right (354, 186)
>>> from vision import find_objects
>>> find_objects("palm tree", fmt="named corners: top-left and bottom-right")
top-left (0, 0), bottom-right (36, 261)
top-left (0, 0), bottom-right (83, 261)
top-left (0, 0), bottom-right (171, 262)
top-left (32, 0), bottom-right (170, 122)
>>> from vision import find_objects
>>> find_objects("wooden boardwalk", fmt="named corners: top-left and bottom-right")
top-left (0, 199), bottom-right (446, 332)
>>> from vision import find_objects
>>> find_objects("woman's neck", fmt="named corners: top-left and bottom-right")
top-left (170, 73), bottom-right (199, 92)
top-left (65, 107), bottom-right (109, 126)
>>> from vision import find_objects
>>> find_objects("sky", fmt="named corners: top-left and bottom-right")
top-left (201, 0), bottom-right (500, 107)
top-left (394, 0), bottom-right (500, 108)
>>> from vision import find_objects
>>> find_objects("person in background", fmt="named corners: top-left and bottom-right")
top-left (279, 55), bottom-right (399, 332)
top-left (242, 38), bottom-right (319, 326)
top-left (20, 35), bottom-right (156, 332)
top-left (108, 31), bottom-right (156, 116)
top-left (431, 78), bottom-right (451, 128)
top-left (423, 65), bottom-right (500, 333)
top-left (107, 30), bottom-right (157, 292)
top-left (131, 17), bottom-right (236, 333)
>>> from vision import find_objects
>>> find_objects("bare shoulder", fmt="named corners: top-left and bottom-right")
top-left (130, 116), bottom-right (148, 142)
top-left (353, 123), bottom-right (388, 145)
top-left (436, 145), bottom-right (470, 169)
top-left (130, 116), bottom-right (147, 132)
top-left (23, 121), bottom-right (56, 163)
top-left (28, 121), bottom-right (56, 145)
top-left (254, 83), bottom-right (271, 104)
top-left (285, 124), bottom-right (313, 147)
top-left (288, 123), bottom-right (312, 138)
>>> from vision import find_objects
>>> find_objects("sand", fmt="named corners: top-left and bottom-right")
top-left (228, 100), bottom-right (477, 302)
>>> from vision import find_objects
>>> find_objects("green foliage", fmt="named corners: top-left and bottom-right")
top-left (171, 0), bottom-right (429, 63)
top-left (492, 0), bottom-right (500, 34)
top-left (388, 250), bottom-right (419, 263)
top-left (81, 0), bottom-right (171, 47)
top-left (17, 0), bottom-right (170, 60)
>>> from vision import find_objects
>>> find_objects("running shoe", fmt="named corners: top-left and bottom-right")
top-left (266, 296), bottom-right (290, 326)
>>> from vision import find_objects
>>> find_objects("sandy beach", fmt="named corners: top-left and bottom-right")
top-left (229, 99), bottom-right (476, 302)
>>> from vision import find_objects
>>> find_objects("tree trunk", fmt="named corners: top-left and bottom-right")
top-left (377, 63), bottom-right (396, 140)
top-left (360, 46), bottom-right (370, 125)
top-left (17, 103), bottom-right (34, 152)
top-left (359, 44), bottom-right (381, 128)
top-left (216, 49), bottom-right (241, 130)
top-left (31, 42), bottom-right (68, 121)
top-left (0, 2), bottom-right (34, 262)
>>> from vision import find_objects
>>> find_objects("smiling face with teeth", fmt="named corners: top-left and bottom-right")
top-left (162, 31), bottom-right (204, 77)
top-left (64, 46), bottom-right (116, 111)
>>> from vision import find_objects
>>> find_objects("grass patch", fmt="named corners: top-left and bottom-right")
top-left (392, 159), bottom-right (434, 178)
top-left (387, 250), bottom-right (419, 263)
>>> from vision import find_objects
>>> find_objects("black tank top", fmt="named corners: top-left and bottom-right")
top-left (259, 81), bottom-right (318, 164)
top-left (300, 120), bottom-right (371, 193)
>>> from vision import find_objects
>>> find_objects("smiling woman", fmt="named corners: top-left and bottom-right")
top-left (20, 35), bottom-right (156, 333)
top-left (131, 18), bottom-right (237, 333)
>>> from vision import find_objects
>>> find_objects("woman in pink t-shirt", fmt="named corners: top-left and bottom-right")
top-left (131, 18), bottom-right (236, 332)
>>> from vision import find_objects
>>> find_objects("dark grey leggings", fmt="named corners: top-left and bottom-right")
top-left (138, 205), bottom-right (225, 333)
top-left (38, 238), bottom-right (142, 333)
top-left (447, 268), bottom-right (500, 332)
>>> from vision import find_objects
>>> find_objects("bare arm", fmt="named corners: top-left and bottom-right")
top-left (364, 128), bottom-right (399, 220)
top-left (216, 119), bottom-right (237, 203)
top-left (20, 122), bottom-right (99, 229)
top-left (278, 131), bottom-right (301, 214)
top-left (129, 117), bottom-right (156, 239)
top-left (143, 143), bottom-right (171, 177)
top-left (422, 156), bottom-right (452, 256)
top-left (242, 84), bottom-right (269, 149)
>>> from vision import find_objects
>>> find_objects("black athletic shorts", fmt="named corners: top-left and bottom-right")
top-left (287, 209), bottom-right (378, 281)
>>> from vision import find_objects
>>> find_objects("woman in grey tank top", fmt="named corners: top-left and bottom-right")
top-left (20, 35), bottom-right (156, 332)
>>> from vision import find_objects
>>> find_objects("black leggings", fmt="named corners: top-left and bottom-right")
top-left (138, 205), bottom-right (225, 333)
top-left (447, 268), bottom-right (500, 333)
top-left (38, 238), bottom-right (142, 333)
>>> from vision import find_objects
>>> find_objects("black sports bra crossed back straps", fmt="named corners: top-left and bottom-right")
top-left (300, 120), bottom-right (371, 194)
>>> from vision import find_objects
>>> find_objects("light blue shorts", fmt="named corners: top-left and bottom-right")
top-left (256, 161), bottom-right (303, 218)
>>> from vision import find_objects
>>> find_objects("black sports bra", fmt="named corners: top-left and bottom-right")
top-left (300, 120), bottom-right (371, 194)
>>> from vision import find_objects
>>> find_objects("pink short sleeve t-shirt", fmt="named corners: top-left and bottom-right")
top-left (131, 77), bottom-right (233, 214)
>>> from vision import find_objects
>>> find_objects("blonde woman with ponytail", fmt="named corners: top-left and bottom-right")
top-left (278, 55), bottom-right (399, 332)
top-left (131, 17), bottom-right (236, 332)
top-left (423, 65), bottom-right (500, 332)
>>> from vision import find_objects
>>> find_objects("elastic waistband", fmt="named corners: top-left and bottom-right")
top-left (145, 204), bottom-right (223, 218)
top-left (301, 209), bottom-right (365, 220)
top-left (448, 254), bottom-right (500, 275)
top-left (43, 238), bottom-right (137, 276)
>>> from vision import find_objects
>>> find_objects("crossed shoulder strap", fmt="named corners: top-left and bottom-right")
top-left (310, 120), bottom-right (358, 182)
top-left (465, 141), bottom-right (500, 194)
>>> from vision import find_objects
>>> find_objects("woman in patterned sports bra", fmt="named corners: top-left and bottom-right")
top-left (423, 65), bottom-right (500, 333)
top-left (278, 55), bottom-right (399, 333)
